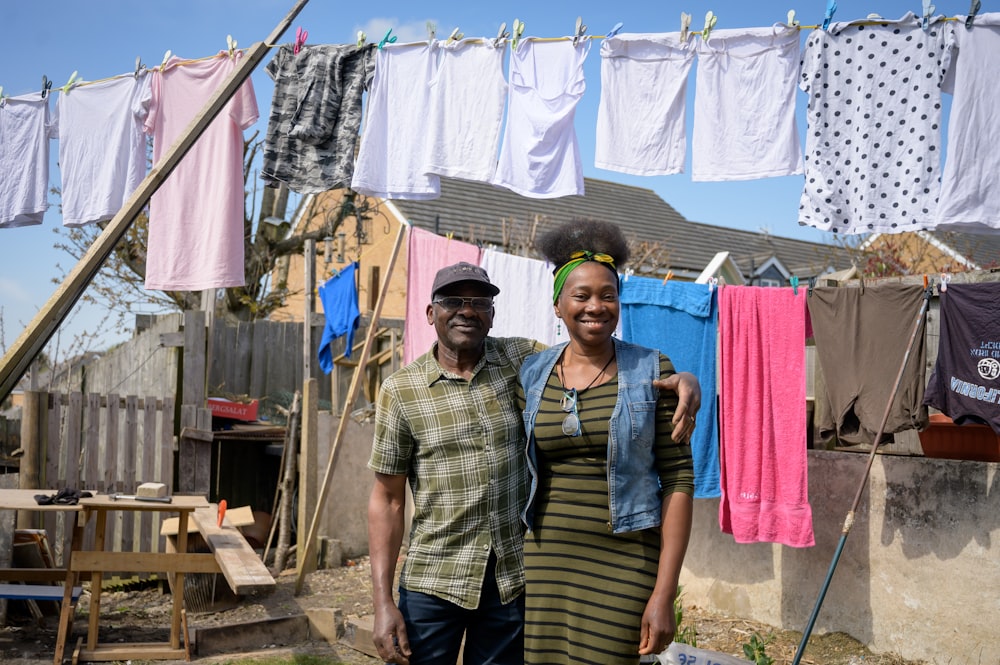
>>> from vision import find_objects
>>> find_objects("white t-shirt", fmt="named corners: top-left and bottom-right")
top-left (53, 74), bottom-right (151, 227)
top-left (693, 25), bottom-right (803, 181)
top-left (798, 12), bottom-right (954, 234)
top-left (421, 39), bottom-right (507, 183)
top-left (351, 43), bottom-right (440, 200)
top-left (935, 13), bottom-right (1000, 233)
top-left (493, 38), bottom-right (590, 198)
top-left (595, 32), bottom-right (695, 176)
top-left (144, 53), bottom-right (258, 290)
top-left (0, 94), bottom-right (51, 228)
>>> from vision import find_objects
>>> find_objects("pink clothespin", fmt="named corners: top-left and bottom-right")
top-left (939, 273), bottom-right (951, 293)
top-left (294, 26), bottom-right (308, 54)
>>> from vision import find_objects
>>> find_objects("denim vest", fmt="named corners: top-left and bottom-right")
top-left (520, 337), bottom-right (663, 534)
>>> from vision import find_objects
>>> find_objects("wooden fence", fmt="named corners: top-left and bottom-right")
top-left (19, 391), bottom-right (174, 570)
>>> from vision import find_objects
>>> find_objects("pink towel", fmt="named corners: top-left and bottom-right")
top-left (718, 286), bottom-right (814, 548)
top-left (403, 227), bottom-right (482, 365)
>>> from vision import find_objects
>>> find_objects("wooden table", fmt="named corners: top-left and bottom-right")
top-left (0, 490), bottom-right (219, 664)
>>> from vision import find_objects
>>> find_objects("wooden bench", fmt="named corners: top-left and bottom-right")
top-left (0, 582), bottom-right (83, 603)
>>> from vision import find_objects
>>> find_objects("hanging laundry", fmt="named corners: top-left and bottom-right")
top-left (0, 93), bottom-right (51, 228)
top-left (798, 13), bottom-right (955, 234)
top-left (923, 282), bottom-right (1000, 434)
top-left (262, 43), bottom-right (374, 194)
top-left (144, 53), bottom-right (258, 290)
top-left (403, 227), bottom-right (481, 365)
top-left (692, 25), bottom-right (803, 181)
top-left (808, 284), bottom-right (929, 444)
top-left (493, 37), bottom-right (590, 198)
top-left (421, 38), bottom-right (507, 183)
top-left (620, 277), bottom-right (720, 499)
top-left (480, 249), bottom-right (558, 345)
top-left (318, 261), bottom-right (361, 373)
top-left (53, 73), bottom-right (151, 227)
top-left (351, 43), bottom-right (440, 200)
top-left (934, 14), bottom-right (1000, 234)
top-left (595, 32), bottom-right (694, 176)
top-left (718, 286), bottom-right (813, 548)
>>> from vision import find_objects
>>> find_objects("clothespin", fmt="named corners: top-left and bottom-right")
top-left (357, 31), bottom-right (367, 48)
top-left (606, 22), bottom-right (624, 40)
top-left (493, 22), bottom-right (510, 48)
top-left (0, 86), bottom-right (6, 108)
top-left (787, 10), bottom-right (800, 27)
top-left (134, 56), bottom-right (145, 79)
top-left (378, 28), bottom-right (396, 49)
top-left (708, 277), bottom-right (718, 293)
top-left (512, 19), bottom-right (525, 50)
top-left (822, 0), bottom-right (837, 30)
top-left (921, 0), bottom-right (935, 31)
top-left (160, 50), bottom-right (172, 71)
top-left (426, 21), bottom-right (436, 41)
top-left (808, 276), bottom-right (816, 297)
top-left (680, 12), bottom-right (692, 42)
top-left (40, 75), bottom-right (52, 99)
top-left (623, 267), bottom-right (634, 282)
top-left (61, 71), bottom-right (80, 95)
top-left (939, 273), bottom-right (951, 293)
top-left (701, 11), bottom-right (718, 41)
top-left (572, 16), bottom-right (588, 47)
top-left (447, 27), bottom-right (464, 45)
top-left (790, 275), bottom-right (800, 295)
top-left (293, 26), bottom-right (308, 54)
top-left (662, 270), bottom-right (674, 285)
top-left (966, 0), bottom-right (981, 28)
top-left (226, 34), bottom-right (238, 59)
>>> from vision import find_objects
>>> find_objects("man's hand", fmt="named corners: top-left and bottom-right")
top-left (653, 371), bottom-right (701, 443)
top-left (372, 602), bottom-right (412, 664)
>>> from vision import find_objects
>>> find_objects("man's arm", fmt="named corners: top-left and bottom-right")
top-left (368, 472), bottom-right (411, 664)
top-left (653, 371), bottom-right (702, 443)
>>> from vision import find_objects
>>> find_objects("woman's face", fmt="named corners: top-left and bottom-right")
top-left (554, 261), bottom-right (620, 346)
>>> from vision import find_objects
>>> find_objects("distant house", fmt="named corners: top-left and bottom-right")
top-left (861, 230), bottom-right (1000, 275)
top-left (270, 177), bottom-right (855, 323)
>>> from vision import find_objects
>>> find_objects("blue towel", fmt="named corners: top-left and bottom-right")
top-left (318, 262), bottom-right (360, 374)
top-left (621, 277), bottom-right (720, 499)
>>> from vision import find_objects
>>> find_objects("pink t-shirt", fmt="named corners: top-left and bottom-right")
top-left (144, 52), bottom-right (258, 290)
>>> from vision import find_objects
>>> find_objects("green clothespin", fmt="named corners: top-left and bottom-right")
top-left (702, 11), bottom-right (718, 41)
top-left (512, 18), bottom-right (525, 50)
top-left (790, 276), bottom-right (800, 295)
top-left (61, 71), bottom-right (80, 95)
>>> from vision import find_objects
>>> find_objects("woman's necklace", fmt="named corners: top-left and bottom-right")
top-left (558, 352), bottom-right (616, 392)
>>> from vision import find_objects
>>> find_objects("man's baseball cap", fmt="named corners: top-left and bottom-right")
top-left (431, 262), bottom-right (501, 298)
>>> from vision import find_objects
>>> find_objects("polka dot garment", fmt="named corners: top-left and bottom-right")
top-left (797, 12), bottom-right (955, 234)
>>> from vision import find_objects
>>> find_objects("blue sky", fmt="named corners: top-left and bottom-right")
top-left (0, 0), bottom-right (974, 354)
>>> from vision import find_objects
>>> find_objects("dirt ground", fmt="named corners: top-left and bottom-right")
top-left (0, 555), bottom-right (929, 665)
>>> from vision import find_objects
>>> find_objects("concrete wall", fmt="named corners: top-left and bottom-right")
top-left (680, 450), bottom-right (1000, 665)
top-left (316, 412), bottom-right (376, 559)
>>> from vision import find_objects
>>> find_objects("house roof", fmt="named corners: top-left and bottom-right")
top-left (388, 177), bottom-right (853, 280)
top-left (926, 230), bottom-right (1000, 270)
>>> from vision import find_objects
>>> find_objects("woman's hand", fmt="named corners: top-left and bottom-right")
top-left (638, 589), bottom-right (677, 656)
top-left (653, 371), bottom-right (701, 443)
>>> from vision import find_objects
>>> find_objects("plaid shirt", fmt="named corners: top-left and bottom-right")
top-left (370, 336), bottom-right (544, 609)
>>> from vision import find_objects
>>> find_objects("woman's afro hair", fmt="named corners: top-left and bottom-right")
top-left (536, 219), bottom-right (630, 270)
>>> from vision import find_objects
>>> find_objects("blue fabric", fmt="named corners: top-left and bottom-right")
top-left (520, 338), bottom-right (663, 533)
top-left (398, 553), bottom-right (524, 665)
top-left (318, 262), bottom-right (360, 374)
top-left (620, 277), bottom-right (720, 499)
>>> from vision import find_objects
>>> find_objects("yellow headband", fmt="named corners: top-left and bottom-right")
top-left (552, 251), bottom-right (617, 303)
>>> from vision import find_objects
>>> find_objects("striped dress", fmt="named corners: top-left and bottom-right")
top-left (522, 356), bottom-right (694, 665)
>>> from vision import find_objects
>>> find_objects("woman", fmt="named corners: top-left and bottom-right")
top-left (519, 220), bottom-right (695, 664)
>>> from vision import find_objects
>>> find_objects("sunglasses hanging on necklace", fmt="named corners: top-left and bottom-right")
top-left (557, 352), bottom-right (615, 437)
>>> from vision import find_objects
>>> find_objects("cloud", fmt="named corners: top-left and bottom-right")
top-left (352, 17), bottom-right (437, 45)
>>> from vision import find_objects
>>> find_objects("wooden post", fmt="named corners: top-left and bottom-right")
top-left (295, 222), bottom-right (407, 594)
top-left (179, 311), bottom-right (210, 494)
top-left (297, 378), bottom-right (318, 575)
top-left (0, 0), bottom-right (312, 402)
top-left (17, 391), bottom-right (42, 529)
top-left (304, 239), bottom-right (316, 381)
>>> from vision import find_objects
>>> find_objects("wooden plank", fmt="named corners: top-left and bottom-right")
top-left (70, 551), bottom-right (220, 574)
top-left (140, 397), bottom-right (158, 556)
top-left (183, 310), bottom-right (207, 408)
top-left (122, 396), bottom-right (139, 552)
top-left (297, 378), bottom-right (318, 576)
top-left (190, 506), bottom-right (275, 595)
top-left (60, 393), bottom-right (83, 562)
top-left (82, 393), bottom-right (102, 554)
top-left (41, 393), bottom-right (60, 541)
top-left (249, 320), bottom-right (268, 400)
top-left (0, 0), bottom-right (312, 402)
top-left (76, 644), bottom-right (187, 662)
top-left (0, 584), bottom-right (83, 601)
top-left (103, 394), bottom-right (121, 550)
top-left (178, 404), bottom-right (198, 494)
top-left (179, 427), bottom-right (213, 443)
top-left (304, 239), bottom-right (315, 381)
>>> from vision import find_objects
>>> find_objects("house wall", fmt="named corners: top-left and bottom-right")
top-left (271, 190), bottom-right (410, 324)
top-left (680, 450), bottom-right (999, 665)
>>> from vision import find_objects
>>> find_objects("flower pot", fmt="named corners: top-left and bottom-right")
top-left (918, 413), bottom-right (1000, 462)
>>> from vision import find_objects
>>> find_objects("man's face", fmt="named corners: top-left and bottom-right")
top-left (426, 283), bottom-right (495, 356)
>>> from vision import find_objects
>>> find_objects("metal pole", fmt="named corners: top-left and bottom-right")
top-left (792, 280), bottom-right (933, 665)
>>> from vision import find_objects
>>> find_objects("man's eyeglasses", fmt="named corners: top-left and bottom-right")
top-left (561, 388), bottom-right (581, 437)
top-left (432, 296), bottom-right (494, 312)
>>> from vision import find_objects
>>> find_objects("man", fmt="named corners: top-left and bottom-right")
top-left (367, 261), bottom-right (699, 665)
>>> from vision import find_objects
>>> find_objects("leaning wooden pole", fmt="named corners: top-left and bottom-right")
top-left (295, 221), bottom-right (407, 595)
top-left (0, 0), bottom-right (310, 402)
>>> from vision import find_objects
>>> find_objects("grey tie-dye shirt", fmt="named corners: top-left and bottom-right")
top-left (262, 43), bottom-right (375, 193)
